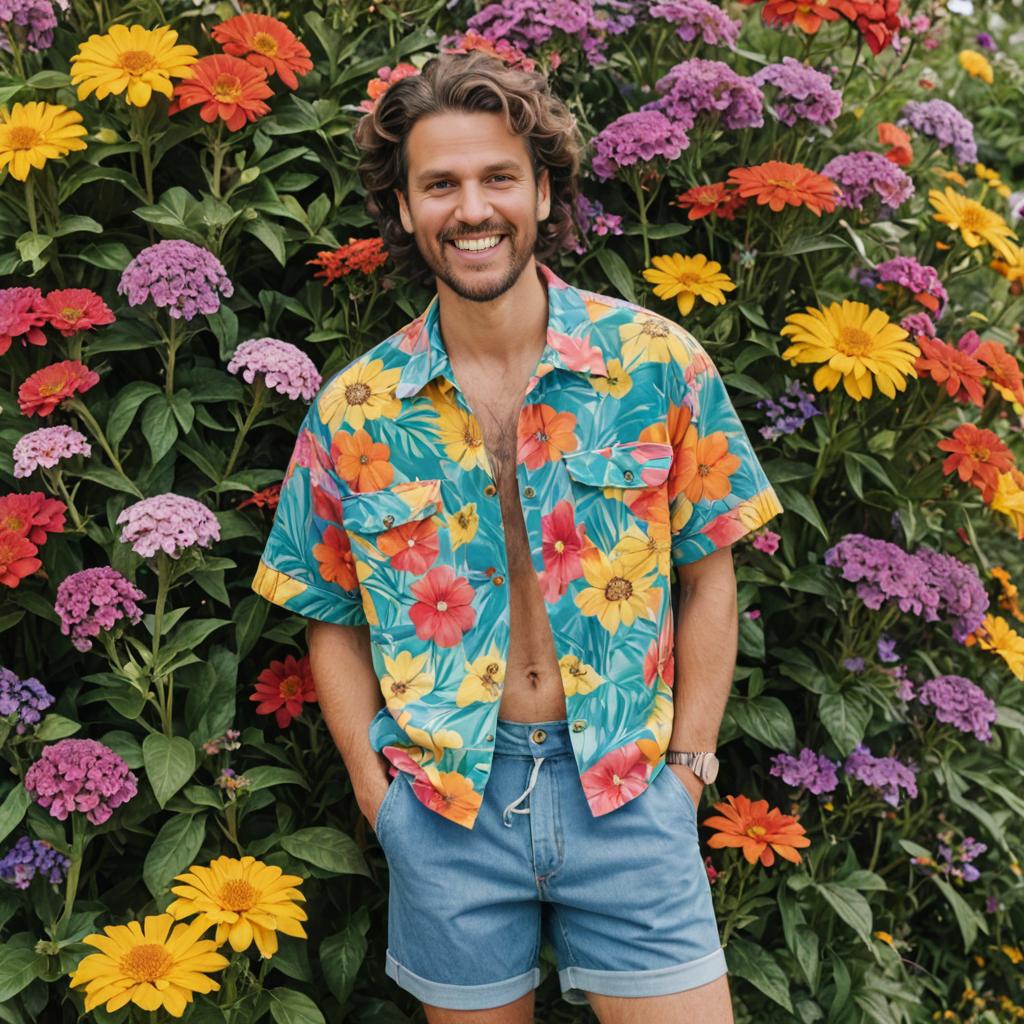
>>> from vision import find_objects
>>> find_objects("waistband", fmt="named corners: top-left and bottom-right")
top-left (494, 717), bottom-right (573, 758)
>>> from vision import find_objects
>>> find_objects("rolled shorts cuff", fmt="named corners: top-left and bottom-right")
top-left (558, 946), bottom-right (728, 1005)
top-left (385, 949), bottom-right (540, 1010)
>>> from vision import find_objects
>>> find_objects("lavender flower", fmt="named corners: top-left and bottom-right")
top-left (844, 656), bottom-right (866, 672)
top-left (648, 0), bottom-right (740, 48)
top-left (891, 665), bottom-right (915, 702)
top-left (0, 837), bottom-right (70, 889)
top-left (0, 667), bottom-right (54, 734)
top-left (227, 338), bottom-right (322, 402)
top-left (900, 311), bottom-right (937, 338)
top-left (820, 151), bottom-right (914, 211)
top-left (843, 744), bottom-right (919, 807)
top-left (54, 567), bottom-right (146, 653)
top-left (13, 425), bottom-right (91, 478)
top-left (591, 110), bottom-right (689, 181)
top-left (752, 58), bottom-right (842, 128)
top-left (1008, 190), bottom-right (1024, 225)
top-left (915, 834), bottom-right (987, 884)
top-left (769, 748), bottom-right (839, 795)
top-left (644, 58), bottom-right (764, 131)
top-left (0, 0), bottom-right (58, 54)
top-left (117, 240), bottom-right (234, 321)
top-left (116, 493), bottom-right (221, 559)
top-left (915, 673), bottom-right (997, 741)
top-left (899, 99), bottom-right (978, 164)
top-left (873, 256), bottom-right (948, 317)
top-left (570, 195), bottom-right (625, 253)
top-left (755, 377), bottom-right (821, 441)
top-left (24, 738), bottom-right (138, 825)
top-left (877, 633), bottom-right (900, 663)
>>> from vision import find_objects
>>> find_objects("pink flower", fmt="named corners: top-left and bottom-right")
top-left (13, 425), bottom-right (91, 478)
top-left (116, 493), bottom-right (220, 558)
top-left (54, 566), bottom-right (146, 653)
top-left (538, 500), bottom-right (586, 601)
top-left (409, 566), bottom-right (476, 647)
top-left (752, 529), bottom-right (780, 554)
top-left (581, 743), bottom-right (651, 815)
top-left (226, 337), bottom-right (322, 402)
top-left (545, 328), bottom-right (607, 374)
top-left (0, 287), bottom-right (48, 356)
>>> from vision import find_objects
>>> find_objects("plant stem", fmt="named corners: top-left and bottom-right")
top-left (210, 120), bottom-right (226, 198)
top-left (150, 552), bottom-right (173, 736)
top-left (49, 469), bottom-right (85, 531)
top-left (219, 380), bottom-right (266, 495)
top-left (631, 169), bottom-right (651, 267)
top-left (24, 175), bottom-right (38, 236)
top-left (66, 399), bottom-right (134, 483)
top-left (56, 814), bottom-right (86, 937)
top-left (164, 318), bottom-right (180, 398)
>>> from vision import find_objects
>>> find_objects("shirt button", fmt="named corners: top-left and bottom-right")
top-left (523, 485), bottom-right (536, 498)
top-left (485, 734), bottom-right (494, 742)
top-left (483, 484), bottom-right (497, 497)
top-left (623, 470), bottom-right (634, 482)
top-left (571, 719), bottom-right (587, 732)
top-left (492, 575), bottom-right (505, 586)
top-left (382, 514), bottom-right (395, 527)
top-left (530, 728), bottom-right (547, 744)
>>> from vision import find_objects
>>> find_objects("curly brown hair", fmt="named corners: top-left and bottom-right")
top-left (353, 50), bottom-right (585, 288)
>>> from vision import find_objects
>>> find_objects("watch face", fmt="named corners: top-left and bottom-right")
top-left (704, 755), bottom-right (720, 785)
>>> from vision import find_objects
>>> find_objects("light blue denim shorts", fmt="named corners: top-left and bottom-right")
top-left (375, 717), bottom-right (728, 1010)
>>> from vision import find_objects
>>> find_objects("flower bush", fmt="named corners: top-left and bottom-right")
top-left (1, 0), bottom-right (1023, 1022)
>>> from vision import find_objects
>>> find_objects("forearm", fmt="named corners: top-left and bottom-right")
top-left (669, 574), bottom-right (738, 750)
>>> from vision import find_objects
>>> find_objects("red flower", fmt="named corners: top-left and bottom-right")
top-left (409, 566), bottom-right (476, 647)
top-left (378, 518), bottom-right (440, 575)
top-left (237, 482), bottom-right (282, 510)
top-left (312, 525), bottom-right (359, 591)
top-left (877, 122), bottom-right (913, 166)
top-left (250, 654), bottom-right (317, 728)
top-left (580, 743), bottom-right (651, 815)
top-left (937, 424), bottom-right (1016, 503)
top-left (742, 0), bottom-right (853, 34)
top-left (39, 288), bottom-right (115, 337)
top-left (914, 336), bottom-right (987, 407)
top-left (643, 614), bottom-right (675, 689)
top-left (211, 13), bottom-right (313, 91)
top-left (538, 499), bottom-right (586, 602)
top-left (168, 53), bottom-right (274, 132)
top-left (307, 238), bottom-right (388, 283)
top-left (0, 492), bottom-right (66, 545)
top-left (673, 182), bottom-right (746, 221)
top-left (0, 530), bottom-right (40, 588)
top-left (848, 0), bottom-right (900, 54)
top-left (0, 286), bottom-right (48, 356)
top-left (18, 360), bottom-right (99, 417)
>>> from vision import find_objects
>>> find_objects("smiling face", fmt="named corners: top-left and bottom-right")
top-left (394, 110), bottom-right (551, 303)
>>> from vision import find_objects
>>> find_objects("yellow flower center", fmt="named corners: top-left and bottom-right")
top-left (641, 319), bottom-right (669, 338)
top-left (218, 878), bottom-right (258, 912)
top-left (958, 204), bottom-right (987, 230)
top-left (462, 429), bottom-right (480, 447)
top-left (675, 272), bottom-right (702, 289)
top-left (61, 306), bottom-right (83, 321)
top-left (457, 513), bottom-right (469, 527)
top-left (968, 444), bottom-right (992, 463)
top-left (8, 125), bottom-right (41, 150)
top-left (390, 680), bottom-right (409, 695)
top-left (279, 674), bottom-right (302, 698)
top-left (554, 540), bottom-right (565, 553)
top-left (251, 31), bottom-right (279, 56)
top-left (39, 379), bottom-right (68, 397)
top-left (766, 177), bottom-right (798, 190)
top-left (119, 50), bottom-right (157, 75)
top-left (746, 824), bottom-right (768, 838)
top-left (612, 773), bottom-right (622, 786)
top-left (212, 73), bottom-right (243, 103)
top-left (604, 576), bottom-right (633, 601)
top-left (838, 325), bottom-right (873, 355)
top-left (120, 943), bottom-right (173, 982)
top-left (346, 382), bottom-right (371, 405)
top-left (436, 600), bottom-right (448, 612)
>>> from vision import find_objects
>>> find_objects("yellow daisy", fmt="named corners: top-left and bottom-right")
top-left (590, 357), bottom-right (633, 398)
top-left (928, 187), bottom-right (1018, 261)
top-left (575, 549), bottom-right (655, 634)
top-left (68, 913), bottom-right (228, 1018)
top-left (69, 24), bottom-right (198, 107)
top-left (780, 300), bottom-right (920, 401)
top-left (991, 472), bottom-right (1024, 542)
top-left (959, 49), bottom-right (994, 84)
top-left (430, 397), bottom-right (488, 471)
top-left (990, 240), bottom-right (1024, 283)
top-left (0, 102), bottom-right (88, 181)
top-left (380, 650), bottom-right (435, 711)
top-left (643, 252), bottom-right (737, 317)
top-left (447, 502), bottom-right (479, 548)
top-left (558, 654), bottom-right (606, 696)
top-left (456, 647), bottom-right (506, 707)
top-left (318, 358), bottom-right (401, 431)
top-left (252, 560), bottom-right (306, 606)
top-left (970, 614), bottom-right (1024, 681)
top-left (166, 856), bottom-right (307, 959)
top-left (619, 312), bottom-right (692, 366)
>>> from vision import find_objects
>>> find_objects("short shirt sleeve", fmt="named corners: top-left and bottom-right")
top-left (251, 393), bottom-right (368, 626)
top-left (666, 329), bottom-right (783, 567)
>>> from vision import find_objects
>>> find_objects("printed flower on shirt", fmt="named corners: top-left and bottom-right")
top-left (413, 765), bottom-right (482, 828)
top-left (378, 517), bottom-right (439, 574)
top-left (675, 423), bottom-right (740, 504)
top-left (581, 743), bottom-right (652, 815)
top-left (318, 358), bottom-right (401, 431)
top-left (619, 313), bottom-right (691, 366)
top-left (644, 614), bottom-right (676, 688)
top-left (613, 522), bottom-right (670, 579)
top-left (559, 654), bottom-right (606, 696)
top-left (589, 357), bottom-right (633, 398)
top-left (447, 503), bottom-right (479, 548)
top-left (576, 549), bottom-right (656, 634)
top-left (396, 710), bottom-right (464, 763)
top-left (409, 565), bottom-right (476, 647)
top-left (380, 651), bottom-right (435, 712)
top-left (517, 403), bottom-right (579, 469)
top-left (431, 398), bottom-right (488, 471)
top-left (546, 328), bottom-right (607, 373)
top-left (312, 525), bottom-right (359, 590)
top-left (331, 429), bottom-right (394, 492)
top-left (456, 648), bottom-right (506, 706)
top-left (538, 500), bottom-right (587, 602)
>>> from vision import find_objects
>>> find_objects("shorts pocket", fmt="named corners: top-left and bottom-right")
top-left (374, 772), bottom-right (404, 845)
top-left (660, 762), bottom-right (698, 822)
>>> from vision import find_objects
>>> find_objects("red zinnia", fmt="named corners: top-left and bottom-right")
top-left (0, 492), bottom-right (66, 545)
top-left (673, 182), bottom-right (746, 221)
top-left (937, 424), bottom-right (1016, 503)
top-left (409, 566), bottom-right (476, 648)
top-left (727, 161), bottom-right (840, 216)
top-left (975, 340), bottom-right (1024, 407)
top-left (0, 286), bottom-right (48, 355)
top-left (250, 654), bottom-right (317, 728)
top-left (237, 482), bottom-right (282, 510)
top-left (168, 54), bottom-right (274, 132)
top-left (848, 0), bottom-right (900, 54)
top-left (743, 0), bottom-right (853, 34)
top-left (0, 529), bottom-right (40, 588)
top-left (877, 122), bottom-right (913, 166)
top-left (18, 360), bottom-right (99, 417)
top-left (39, 288), bottom-right (115, 337)
top-left (914, 336), bottom-right (987, 407)
top-left (211, 13), bottom-right (313, 90)
top-left (307, 238), bottom-right (388, 283)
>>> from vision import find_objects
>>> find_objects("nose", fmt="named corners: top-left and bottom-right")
top-left (454, 181), bottom-right (494, 226)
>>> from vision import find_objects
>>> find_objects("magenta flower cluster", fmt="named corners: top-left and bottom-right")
top-left (768, 748), bottom-right (839, 795)
top-left (116, 493), bottom-right (221, 559)
top-left (0, 666), bottom-right (54, 734)
top-left (648, 0), bottom-right (740, 48)
top-left (752, 58), bottom-right (842, 127)
top-left (823, 533), bottom-right (989, 643)
top-left (0, 0), bottom-right (59, 54)
top-left (870, 256), bottom-right (949, 317)
top-left (24, 738), bottom-right (138, 825)
top-left (900, 311), bottom-right (937, 338)
top-left (644, 58), bottom-right (764, 132)
top-left (117, 239), bottom-right (234, 321)
top-left (0, 837), bottom-right (70, 889)
top-left (820, 151), bottom-right (915, 211)
top-left (843, 744), bottom-right (919, 807)
top-left (898, 99), bottom-right (978, 164)
top-left (227, 337), bottom-right (322, 402)
top-left (54, 566), bottom-right (146, 653)
top-left (591, 110), bottom-right (689, 180)
top-left (13, 425), bottom-right (91, 478)
top-left (912, 673), bottom-right (997, 742)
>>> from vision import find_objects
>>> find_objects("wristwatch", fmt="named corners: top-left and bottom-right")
top-left (666, 750), bottom-right (720, 784)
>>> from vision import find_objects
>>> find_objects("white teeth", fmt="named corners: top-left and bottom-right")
top-left (452, 235), bottom-right (502, 251)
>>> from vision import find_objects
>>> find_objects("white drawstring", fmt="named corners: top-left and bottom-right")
top-left (502, 755), bottom-right (545, 827)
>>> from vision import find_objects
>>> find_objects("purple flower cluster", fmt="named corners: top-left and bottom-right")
top-left (0, 0), bottom-right (58, 54)
top-left (227, 338), bottom-right (322, 402)
top-left (54, 567), bottom-right (146, 653)
top-left (769, 748), bottom-right (839, 795)
top-left (824, 533), bottom-right (989, 643)
top-left (869, 256), bottom-right (949, 317)
top-left (915, 673), bottom-right (997, 742)
top-left (899, 99), bottom-right (978, 164)
top-left (843, 744), bottom-right (919, 807)
top-left (13, 425), bottom-right (91, 478)
top-left (820, 151), bottom-right (914, 211)
top-left (975, 32), bottom-right (996, 51)
top-left (0, 837), bottom-right (70, 889)
top-left (644, 58), bottom-right (764, 131)
top-left (648, 0), bottom-right (740, 48)
top-left (591, 110), bottom-right (689, 180)
top-left (570, 195), bottom-right (625, 253)
top-left (914, 835), bottom-right (988, 884)
top-left (0, 667), bottom-right (54, 734)
top-left (24, 738), bottom-right (138, 825)
top-left (117, 240), bottom-right (234, 321)
top-left (755, 377), bottom-right (821, 441)
top-left (752, 58), bottom-right (842, 128)
top-left (116, 493), bottom-right (221, 559)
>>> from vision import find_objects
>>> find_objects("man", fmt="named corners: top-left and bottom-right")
top-left (252, 50), bottom-right (782, 1024)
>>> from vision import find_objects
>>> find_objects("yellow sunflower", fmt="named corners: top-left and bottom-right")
top-left (619, 312), bottom-right (692, 367)
top-left (928, 187), bottom-right (1018, 260)
top-left (68, 913), bottom-right (228, 1018)
top-left (575, 549), bottom-right (655, 634)
top-left (0, 102), bottom-right (88, 181)
top-left (643, 252), bottom-right (737, 317)
top-left (380, 650), bottom-right (435, 711)
top-left (959, 49), bottom-right (994, 84)
top-left (990, 240), bottom-right (1024, 284)
top-left (69, 24), bottom-right (198, 106)
top-left (166, 856), bottom-right (307, 958)
top-left (558, 654), bottom-right (606, 696)
top-left (318, 358), bottom-right (401, 431)
top-left (456, 647), bottom-right (506, 706)
top-left (780, 300), bottom-right (920, 401)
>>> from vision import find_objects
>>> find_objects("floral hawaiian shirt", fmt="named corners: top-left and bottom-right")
top-left (252, 262), bottom-right (783, 830)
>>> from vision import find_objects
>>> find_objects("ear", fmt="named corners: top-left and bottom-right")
top-left (536, 166), bottom-right (552, 221)
top-left (394, 187), bottom-right (413, 234)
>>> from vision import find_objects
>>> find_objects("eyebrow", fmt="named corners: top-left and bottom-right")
top-left (413, 160), bottom-right (526, 187)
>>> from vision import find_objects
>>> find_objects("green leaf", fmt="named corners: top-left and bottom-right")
top-left (724, 936), bottom-right (794, 1013)
top-left (244, 217), bottom-right (288, 266)
top-left (25, 70), bottom-right (70, 88)
top-left (34, 714), bottom-right (81, 741)
top-left (268, 988), bottom-right (326, 1024)
top-left (995, 705), bottom-right (1024, 734)
top-left (106, 381), bottom-right (163, 448)
top-left (320, 908), bottom-right (369, 1007)
top-left (815, 882), bottom-right (873, 948)
top-left (234, 593), bottom-right (269, 659)
top-left (818, 690), bottom-right (871, 756)
top-left (595, 248), bottom-right (636, 303)
top-left (206, 305), bottom-right (239, 363)
top-left (143, 813), bottom-right (207, 898)
top-left (155, 619), bottom-right (231, 673)
top-left (0, 785), bottom-right (31, 845)
top-left (0, 947), bottom-right (46, 1003)
top-left (730, 695), bottom-right (795, 750)
top-left (143, 735), bottom-right (197, 809)
top-left (930, 876), bottom-right (987, 951)
top-left (773, 484), bottom-right (829, 542)
top-left (243, 767), bottom-right (310, 792)
top-left (52, 215), bottom-right (104, 238)
top-left (280, 827), bottom-right (369, 877)
top-left (141, 395), bottom-right (179, 465)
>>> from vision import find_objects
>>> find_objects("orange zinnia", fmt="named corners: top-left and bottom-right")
top-left (211, 14), bottom-right (312, 90)
top-left (675, 425), bottom-right (740, 504)
top-left (331, 428), bottom-right (394, 492)
top-left (704, 794), bottom-right (811, 867)
top-left (877, 122), bottom-right (913, 166)
top-left (937, 423), bottom-right (1016, 503)
top-left (743, 0), bottom-right (853, 34)
top-left (312, 525), bottom-right (359, 591)
top-left (168, 54), bottom-right (273, 132)
top-left (975, 340), bottom-right (1024, 406)
top-left (914, 336), bottom-right (987, 407)
top-left (727, 161), bottom-right (839, 216)
top-left (517, 403), bottom-right (579, 469)
top-left (673, 182), bottom-right (746, 221)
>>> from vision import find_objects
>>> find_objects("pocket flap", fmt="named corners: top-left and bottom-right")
top-left (563, 442), bottom-right (673, 488)
top-left (341, 479), bottom-right (443, 533)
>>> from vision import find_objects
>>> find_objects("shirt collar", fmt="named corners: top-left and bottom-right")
top-left (394, 261), bottom-right (613, 400)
